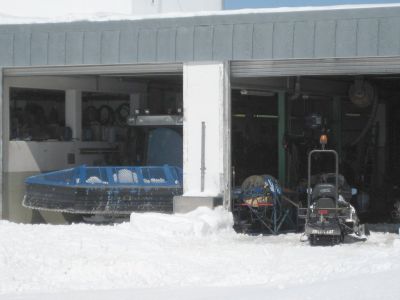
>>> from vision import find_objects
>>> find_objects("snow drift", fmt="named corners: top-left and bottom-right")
top-left (129, 206), bottom-right (234, 237)
top-left (0, 207), bottom-right (400, 299)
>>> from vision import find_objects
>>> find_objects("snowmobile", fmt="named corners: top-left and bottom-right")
top-left (298, 135), bottom-right (367, 245)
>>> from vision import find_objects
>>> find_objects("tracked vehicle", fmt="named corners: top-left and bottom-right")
top-left (298, 135), bottom-right (367, 245)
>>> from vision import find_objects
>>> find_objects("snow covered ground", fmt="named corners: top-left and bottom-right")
top-left (0, 207), bottom-right (400, 300)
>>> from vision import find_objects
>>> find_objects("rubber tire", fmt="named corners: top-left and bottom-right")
top-left (98, 105), bottom-right (115, 126)
top-left (115, 103), bottom-right (130, 127)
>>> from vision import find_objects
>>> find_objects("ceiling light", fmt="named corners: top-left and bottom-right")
top-left (240, 89), bottom-right (275, 97)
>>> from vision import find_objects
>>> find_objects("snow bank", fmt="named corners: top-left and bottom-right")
top-left (1, 209), bottom-right (400, 299)
top-left (130, 207), bottom-right (234, 237)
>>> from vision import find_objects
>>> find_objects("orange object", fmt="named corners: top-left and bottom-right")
top-left (320, 134), bottom-right (328, 145)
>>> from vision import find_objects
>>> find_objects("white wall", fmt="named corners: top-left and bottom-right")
top-left (132, 0), bottom-right (223, 14)
top-left (6, 141), bottom-right (112, 172)
top-left (182, 62), bottom-right (230, 199)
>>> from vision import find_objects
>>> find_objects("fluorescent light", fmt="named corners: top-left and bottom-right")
top-left (254, 114), bottom-right (278, 119)
top-left (240, 89), bottom-right (275, 97)
top-left (345, 113), bottom-right (361, 117)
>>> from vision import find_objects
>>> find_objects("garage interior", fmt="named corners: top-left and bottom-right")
top-left (3, 71), bottom-right (183, 224)
top-left (231, 73), bottom-right (400, 224)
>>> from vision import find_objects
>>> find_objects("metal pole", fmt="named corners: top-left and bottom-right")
top-left (333, 97), bottom-right (342, 160)
top-left (307, 150), bottom-right (312, 211)
top-left (278, 91), bottom-right (286, 186)
top-left (335, 150), bottom-right (339, 210)
top-left (200, 121), bottom-right (206, 192)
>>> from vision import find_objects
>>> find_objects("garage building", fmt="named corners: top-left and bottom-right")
top-left (1, 4), bottom-right (400, 223)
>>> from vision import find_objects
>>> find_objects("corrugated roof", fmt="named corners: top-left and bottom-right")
top-left (0, 4), bottom-right (400, 68)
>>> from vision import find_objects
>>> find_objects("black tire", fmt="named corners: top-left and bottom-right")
top-left (83, 106), bottom-right (99, 125)
top-left (98, 105), bottom-right (115, 125)
top-left (115, 103), bottom-right (130, 127)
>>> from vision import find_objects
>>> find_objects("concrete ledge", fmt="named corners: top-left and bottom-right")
top-left (173, 196), bottom-right (223, 214)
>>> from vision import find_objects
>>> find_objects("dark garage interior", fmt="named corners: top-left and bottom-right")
top-left (231, 74), bottom-right (400, 224)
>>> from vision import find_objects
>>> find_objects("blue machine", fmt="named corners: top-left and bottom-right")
top-left (23, 165), bottom-right (183, 214)
top-left (23, 125), bottom-right (184, 215)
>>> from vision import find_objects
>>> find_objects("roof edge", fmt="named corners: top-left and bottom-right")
top-left (2, 3), bottom-right (400, 25)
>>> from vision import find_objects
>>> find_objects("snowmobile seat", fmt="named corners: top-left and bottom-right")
top-left (313, 197), bottom-right (336, 209)
top-left (312, 183), bottom-right (337, 209)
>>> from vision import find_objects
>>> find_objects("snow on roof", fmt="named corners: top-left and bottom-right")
top-left (1, 3), bottom-right (400, 25)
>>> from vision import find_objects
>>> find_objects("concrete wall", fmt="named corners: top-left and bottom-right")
top-left (2, 171), bottom-right (82, 224)
top-left (6, 141), bottom-right (112, 173)
top-left (174, 61), bottom-right (230, 213)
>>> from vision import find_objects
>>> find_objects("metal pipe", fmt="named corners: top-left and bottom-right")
top-left (201, 121), bottom-right (206, 192)
top-left (278, 91), bottom-right (286, 186)
top-left (307, 151), bottom-right (312, 211)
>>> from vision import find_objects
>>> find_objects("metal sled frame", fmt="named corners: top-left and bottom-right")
top-left (23, 165), bottom-right (183, 214)
top-left (234, 183), bottom-right (296, 235)
top-left (238, 204), bottom-right (292, 235)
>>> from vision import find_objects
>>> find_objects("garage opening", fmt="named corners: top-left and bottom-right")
top-left (3, 65), bottom-right (183, 224)
top-left (231, 73), bottom-right (400, 229)
top-left (231, 89), bottom-right (278, 185)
